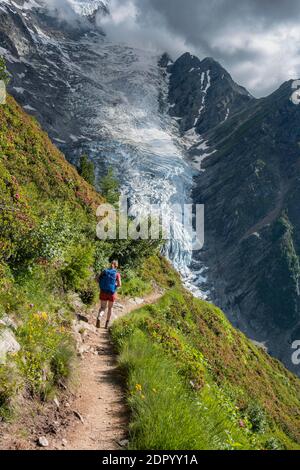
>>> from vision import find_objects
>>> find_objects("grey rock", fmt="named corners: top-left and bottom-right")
top-left (117, 439), bottom-right (129, 448)
top-left (38, 436), bottom-right (49, 447)
top-left (0, 329), bottom-right (21, 364)
top-left (0, 315), bottom-right (17, 330)
top-left (53, 397), bottom-right (60, 409)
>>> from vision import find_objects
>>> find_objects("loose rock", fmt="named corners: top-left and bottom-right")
top-left (38, 436), bottom-right (49, 447)
top-left (0, 329), bottom-right (21, 364)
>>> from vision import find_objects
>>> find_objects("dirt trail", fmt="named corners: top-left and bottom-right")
top-left (50, 292), bottom-right (162, 451)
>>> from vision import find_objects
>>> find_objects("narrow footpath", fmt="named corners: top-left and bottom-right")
top-left (49, 292), bottom-right (161, 450)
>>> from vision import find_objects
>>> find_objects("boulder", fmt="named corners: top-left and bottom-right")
top-left (0, 315), bottom-right (17, 330)
top-left (0, 328), bottom-right (21, 364)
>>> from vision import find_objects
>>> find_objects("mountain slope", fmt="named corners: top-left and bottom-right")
top-left (191, 80), bottom-right (300, 373)
top-left (0, 95), bottom-right (103, 268)
top-left (112, 278), bottom-right (300, 450)
top-left (1, 76), bottom-right (300, 451)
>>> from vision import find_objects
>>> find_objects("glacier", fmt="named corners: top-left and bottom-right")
top-left (0, 0), bottom-right (210, 299)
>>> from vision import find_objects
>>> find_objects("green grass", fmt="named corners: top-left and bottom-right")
top-left (116, 329), bottom-right (256, 450)
top-left (111, 287), bottom-right (300, 450)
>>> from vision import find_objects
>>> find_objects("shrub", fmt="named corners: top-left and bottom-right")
top-left (119, 268), bottom-right (152, 297)
top-left (60, 244), bottom-right (94, 291)
top-left (0, 363), bottom-right (20, 420)
top-left (0, 56), bottom-right (9, 84)
top-left (245, 403), bottom-right (268, 434)
top-left (16, 311), bottom-right (74, 398)
top-left (78, 278), bottom-right (98, 305)
top-left (264, 437), bottom-right (284, 450)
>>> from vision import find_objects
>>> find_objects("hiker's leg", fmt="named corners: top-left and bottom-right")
top-left (105, 301), bottom-right (114, 328)
top-left (96, 300), bottom-right (108, 328)
top-left (98, 300), bottom-right (107, 319)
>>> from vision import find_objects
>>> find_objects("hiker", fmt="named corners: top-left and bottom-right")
top-left (96, 260), bottom-right (121, 329)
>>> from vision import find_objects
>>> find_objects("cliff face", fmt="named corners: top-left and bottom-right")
top-left (168, 53), bottom-right (252, 134)
top-left (194, 80), bottom-right (300, 372)
top-left (165, 52), bottom-right (300, 373)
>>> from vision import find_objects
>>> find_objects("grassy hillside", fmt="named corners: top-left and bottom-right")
top-left (0, 96), bottom-right (105, 413)
top-left (0, 95), bottom-right (159, 417)
top-left (112, 269), bottom-right (300, 450)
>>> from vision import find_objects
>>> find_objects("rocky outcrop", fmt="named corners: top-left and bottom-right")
top-left (167, 52), bottom-right (252, 134)
top-left (0, 328), bottom-right (21, 364)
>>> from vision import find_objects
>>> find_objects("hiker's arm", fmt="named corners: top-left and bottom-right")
top-left (116, 273), bottom-right (122, 288)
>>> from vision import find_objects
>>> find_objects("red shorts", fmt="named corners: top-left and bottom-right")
top-left (100, 291), bottom-right (117, 302)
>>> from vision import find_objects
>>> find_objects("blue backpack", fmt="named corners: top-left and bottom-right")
top-left (99, 269), bottom-right (117, 294)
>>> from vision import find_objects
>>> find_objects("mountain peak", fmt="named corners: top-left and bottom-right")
top-left (168, 52), bottom-right (253, 134)
top-left (172, 52), bottom-right (202, 72)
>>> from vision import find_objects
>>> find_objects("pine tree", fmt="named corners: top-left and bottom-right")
top-left (78, 154), bottom-right (95, 186)
top-left (100, 168), bottom-right (119, 205)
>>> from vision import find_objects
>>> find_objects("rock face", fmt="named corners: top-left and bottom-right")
top-left (163, 51), bottom-right (300, 373)
top-left (168, 53), bottom-right (252, 134)
top-left (192, 81), bottom-right (300, 373)
top-left (0, 328), bottom-right (21, 364)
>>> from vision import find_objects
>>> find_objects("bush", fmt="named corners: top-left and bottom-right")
top-left (16, 311), bottom-right (74, 398)
top-left (0, 56), bottom-right (9, 84)
top-left (0, 363), bottom-right (20, 420)
top-left (60, 244), bottom-right (94, 292)
top-left (78, 278), bottom-right (98, 305)
top-left (119, 268), bottom-right (152, 297)
top-left (264, 437), bottom-right (284, 450)
top-left (246, 403), bottom-right (268, 434)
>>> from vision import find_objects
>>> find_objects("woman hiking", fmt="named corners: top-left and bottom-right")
top-left (96, 260), bottom-right (121, 329)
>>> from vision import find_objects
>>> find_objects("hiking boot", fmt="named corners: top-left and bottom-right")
top-left (96, 318), bottom-right (101, 329)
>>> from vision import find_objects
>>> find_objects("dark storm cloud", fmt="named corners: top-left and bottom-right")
top-left (100, 0), bottom-right (300, 96)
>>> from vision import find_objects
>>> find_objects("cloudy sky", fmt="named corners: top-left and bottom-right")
top-left (97, 0), bottom-right (300, 97)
